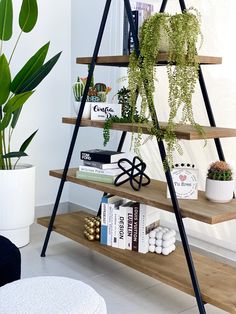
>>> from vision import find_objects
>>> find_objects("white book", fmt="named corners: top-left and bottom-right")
top-left (112, 206), bottom-right (119, 248)
top-left (118, 202), bottom-right (130, 249)
top-left (79, 165), bottom-right (122, 176)
top-left (100, 195), bottom-right (124, 245)
top-left (83, 160), bottom-right (119, 170)
top-left (138, 204), bottom-right (160, 254)
top-left (126, 201), bottom-right (134, 250)
top-left (107, 198), bottom-right (124, 246)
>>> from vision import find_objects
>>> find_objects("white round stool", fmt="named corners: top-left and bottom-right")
top-left (0, 276), bottom-right (107, 314)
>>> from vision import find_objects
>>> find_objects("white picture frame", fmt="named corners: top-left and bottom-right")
top-left (167, 167), bottom-right (198, 199)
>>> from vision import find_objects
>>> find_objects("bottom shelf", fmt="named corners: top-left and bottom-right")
top-left (38, 211), bottom-right (236, 313)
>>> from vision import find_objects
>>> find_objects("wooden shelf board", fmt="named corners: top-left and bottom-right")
top-left (62, 118), bottom-right (236, 140)
top-left (76, 54), bottom-right (222, 67)
top-left (37, 211), bottom-right (236, 313)
top-left (49, 168), bottom-right (236, 225)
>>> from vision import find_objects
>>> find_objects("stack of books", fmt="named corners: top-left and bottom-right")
top-left (76, 149), bottom-right (132, 184)
top-left (100, 195), bottom-right (160, 254)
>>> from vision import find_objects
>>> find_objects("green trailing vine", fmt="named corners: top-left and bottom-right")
top-left (127, 8), bottom-right (204, 168)
top-left (103, 87), bottom-right (147, 147)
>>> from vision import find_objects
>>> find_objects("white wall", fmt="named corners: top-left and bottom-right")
top-left (69, 0), bottom-right (124, 209)
top-left (5, 1), bottom-right (72, 207)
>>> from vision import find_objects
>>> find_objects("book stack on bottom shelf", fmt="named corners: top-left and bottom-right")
top-left (76, 149), bottom-right (132, 184)
top-left (100, 194), bottom-right (160, 254)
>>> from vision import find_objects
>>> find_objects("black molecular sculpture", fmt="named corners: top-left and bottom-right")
top-left (114, 156), bottom-right (151, 191)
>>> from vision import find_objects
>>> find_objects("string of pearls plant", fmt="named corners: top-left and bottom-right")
top-left (127, 8), bottom-right (204, 168)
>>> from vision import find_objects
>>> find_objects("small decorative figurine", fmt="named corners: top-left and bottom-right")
top-left (148, 226), bottom-right (176, 255)
top-left (84, 216), bottom-right (101, 241)
top-left (114, 156), bottom-right (151, 191)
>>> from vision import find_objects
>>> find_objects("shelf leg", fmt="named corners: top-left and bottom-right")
top-left (124, 0), bottom-right (206, 312)
top-left (40, 0), bottom-right (113, 257)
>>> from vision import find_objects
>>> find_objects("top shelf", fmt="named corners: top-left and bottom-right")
top-left (76, 54), bottom-right (222, 67)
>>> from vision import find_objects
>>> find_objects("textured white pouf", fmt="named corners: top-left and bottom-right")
top-left (0, 276), bottom-right (107, 314)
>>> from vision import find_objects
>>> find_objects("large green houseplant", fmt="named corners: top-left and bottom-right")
top-left (0, 0), bottom-right (61, 247)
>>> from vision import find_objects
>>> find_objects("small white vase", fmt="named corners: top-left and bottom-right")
top-left (205, 178), bottom-right (234, 203)
top-left (74, 101), bottom-right (91, 119)
top-left (0, 164), bottom-right (35, 247)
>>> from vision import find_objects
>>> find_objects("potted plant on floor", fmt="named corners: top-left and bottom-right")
top-left (0, 0), bottom-right (61, 247)
top-left (205, 161), bottom-right (234, 203)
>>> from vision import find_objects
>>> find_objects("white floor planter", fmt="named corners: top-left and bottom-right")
top-left (205, 178), bottom-right (234, 203)
top-left (0, 164), bottom-right (35, 247)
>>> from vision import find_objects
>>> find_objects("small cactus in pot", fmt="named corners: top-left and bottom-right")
top-left (205, 161), bottom-right (234, 203)
top-left (72, 77), bottom-right (85, 102)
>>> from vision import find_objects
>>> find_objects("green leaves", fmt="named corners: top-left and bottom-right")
top-left (17, 51), bottom-right (62, 93)
top-left (0, 0), bottom-right (13, 40)
top-left (19, 129), bottom-right (37, 153)
top-left (3, 91), bottom-right (33, 113)
top-left (11, 42), bottom-right (50, 93)
top-left (3, 129), bottom-right (38, 159)
top-left (0, 54), bottom-right (11, 105)
top-left (19, 0), bottom-right (38, 33)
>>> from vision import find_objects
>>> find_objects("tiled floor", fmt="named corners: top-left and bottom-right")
top-left (20, 223), bottom-right (228, 314)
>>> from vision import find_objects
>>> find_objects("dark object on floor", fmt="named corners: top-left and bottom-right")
top-left (114, 156), bottom-right (151, 191)
top-left (0, 236), bottom-right (21, 287)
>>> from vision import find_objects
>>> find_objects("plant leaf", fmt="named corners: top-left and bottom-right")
top-left (17, 51), bottom-right (62, 93)
top-left (0, 54), bottom-right (11, 105)
top-left (0, 0), bottom-right (13, 40)
top-left (0, 111), bottom-right (11, 130)
top-left (11, 42), bottom-right (50, 94)
top-left (19, 0), bottom-right (38, 33)
top-left (19, 129), bottom-right (38, 152)
top-left (10, 107), bottom-right (21, 129)
top-left (3, 91), bottom-right (33, 113)
top-left (3, 151), bottom-right (27, 158)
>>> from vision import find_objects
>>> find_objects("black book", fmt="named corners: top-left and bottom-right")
top-left (132, 202), bottom-right (139, 251)
top-left (80, 149), bottom-right (129, 164)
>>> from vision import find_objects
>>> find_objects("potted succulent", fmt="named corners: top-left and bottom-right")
top-left (0, 0), bottom-right (61, 247)
top-left (205, 161), bottom-right (234, 203)
top-left (72, 72), bottom-right (113, 120)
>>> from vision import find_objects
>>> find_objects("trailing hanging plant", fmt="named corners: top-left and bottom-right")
top-left (127, 8), bottom-right (203, 167)
top-left (103, 86), bottom-right (148, 147)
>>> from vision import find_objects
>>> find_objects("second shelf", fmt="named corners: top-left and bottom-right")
top-left (50, 168), bottom-right (236, 224)
top-left (63, 118), bottom-right (236, 140)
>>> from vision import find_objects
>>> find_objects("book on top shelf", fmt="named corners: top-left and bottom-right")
top-left (80, 149), bottom-right (133, 164)
top-left (83, 160), bottom-right (120, 170)
top-left (78, 165), bottom-right (122, 176)
top-left (76, 170), bottom-right (117, 184)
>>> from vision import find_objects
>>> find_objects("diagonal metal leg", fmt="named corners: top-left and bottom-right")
top-left (124, 0), bottom-right (206, 312)
top-left (41, 0), bottom-right (112, 257)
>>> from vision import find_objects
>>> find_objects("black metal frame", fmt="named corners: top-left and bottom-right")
top-left (41, 1), bottom-right (225, 312)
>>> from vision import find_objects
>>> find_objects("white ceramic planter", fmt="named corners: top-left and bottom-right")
top-left (205, 178), bottom-right (234, 203)
top-left (0, 164), bottom-right (35, 247)
top-left (74, 101), bottom-right (91, 119)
